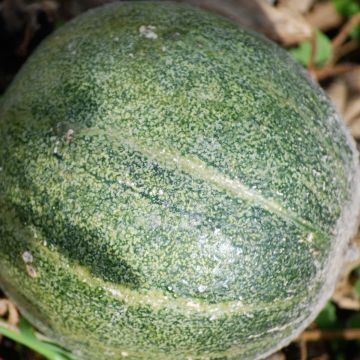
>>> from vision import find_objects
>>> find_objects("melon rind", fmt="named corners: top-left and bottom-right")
top-left (1, 2), bottom-right (360, 359)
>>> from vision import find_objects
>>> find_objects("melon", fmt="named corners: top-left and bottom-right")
top-left (0, 2), bottom-right (359, 359)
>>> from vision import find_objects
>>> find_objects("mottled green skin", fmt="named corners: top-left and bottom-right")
top-left (0, 2), bottom-right (357, 359)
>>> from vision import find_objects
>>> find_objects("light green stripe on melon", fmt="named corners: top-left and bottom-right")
top-left (40, 242), bottom-right (304, 316)
top-left (84, 127), bottom-right (324, 235)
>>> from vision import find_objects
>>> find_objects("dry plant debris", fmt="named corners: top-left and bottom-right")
top-left (332, 233), bottom-right (360, 311)
top-left (177, 0), bottom-right (312, 45)
top-left (0, 0), bottom-right (59, 92)
top-left (326, 69), bottom-right (360, 139)
top-left (0, 298), bottom-right (19, 343)
top-left (306, 2), bottom-right (343, 31)
top-left (0, 299), bottom-right (19, 327)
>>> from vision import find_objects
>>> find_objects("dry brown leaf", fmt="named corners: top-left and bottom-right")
top-left (350, 117), bottom-right (360, 139)
top-left (264, 351), bottom-right (286, 360)
top-left (305, 1), bottom-right (342, 32)
top-left (0, 298), bottom-right (19, 326)
top-left (176, 0), bottom-right (312, 45)
top-left (278, 0), bottom-right (315, 14)
top-left (326, 79), bottom-right (348, 116)
top-left (344, 97), bottom-right (360, 124)
top-left (344, 68), bottom-right (360, 93)
top-left (332, 234), bottom-right (360, 310)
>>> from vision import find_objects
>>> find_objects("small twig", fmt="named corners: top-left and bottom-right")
top-left (16, 2), bottom-right (59, 57)
top-left (17, 13), bottom-right (40, 57)
top-left (332, 13), bottom-right (360, 49)
top-left (311, 356), bottom-right (329, 360)
top-left (299, 340), bottom-right (307, 360)
top-left (298, 328), bottom-right (360, 342)
top-left (308, 30), bottom-right (317, 72)
top-left (332, 39), bottom-right (359, 64)
top-left (315, 63), bottom-right (360, 81)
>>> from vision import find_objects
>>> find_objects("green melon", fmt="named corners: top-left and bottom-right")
top-left (0, 2), bottom-right (359, 359)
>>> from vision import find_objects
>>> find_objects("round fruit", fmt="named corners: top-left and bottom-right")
top-left (0, 2), bottom-right (359, 359)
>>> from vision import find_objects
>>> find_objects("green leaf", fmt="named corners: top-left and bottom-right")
top-left (315, 301), bottom-right (337, 329)
top-left (0, 319), bottom-right (78, 360)
top-left (335, 353), bottom-right (346, 360)
top-left (288, 31), bottom-right (332, 67)
top-left (350, 25), bottom-right (360, 40)
top-left (54, 19), bottom-right (66, 30)
top-left (332, 0), bottom-right (360, 17)
top-left (355, 278), bottom-right (360, 296)
top-left (18, 317), bottom-right (37, 338)
top-left (346, 312), bottom-right (360, 328)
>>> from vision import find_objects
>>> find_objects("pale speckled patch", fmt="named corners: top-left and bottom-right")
top-left (22, 251), bottom-right (33, 263)
top-left (139, 25), bottom-right (158, 40)
top-left (0, 2), bottom-right (359, 360)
